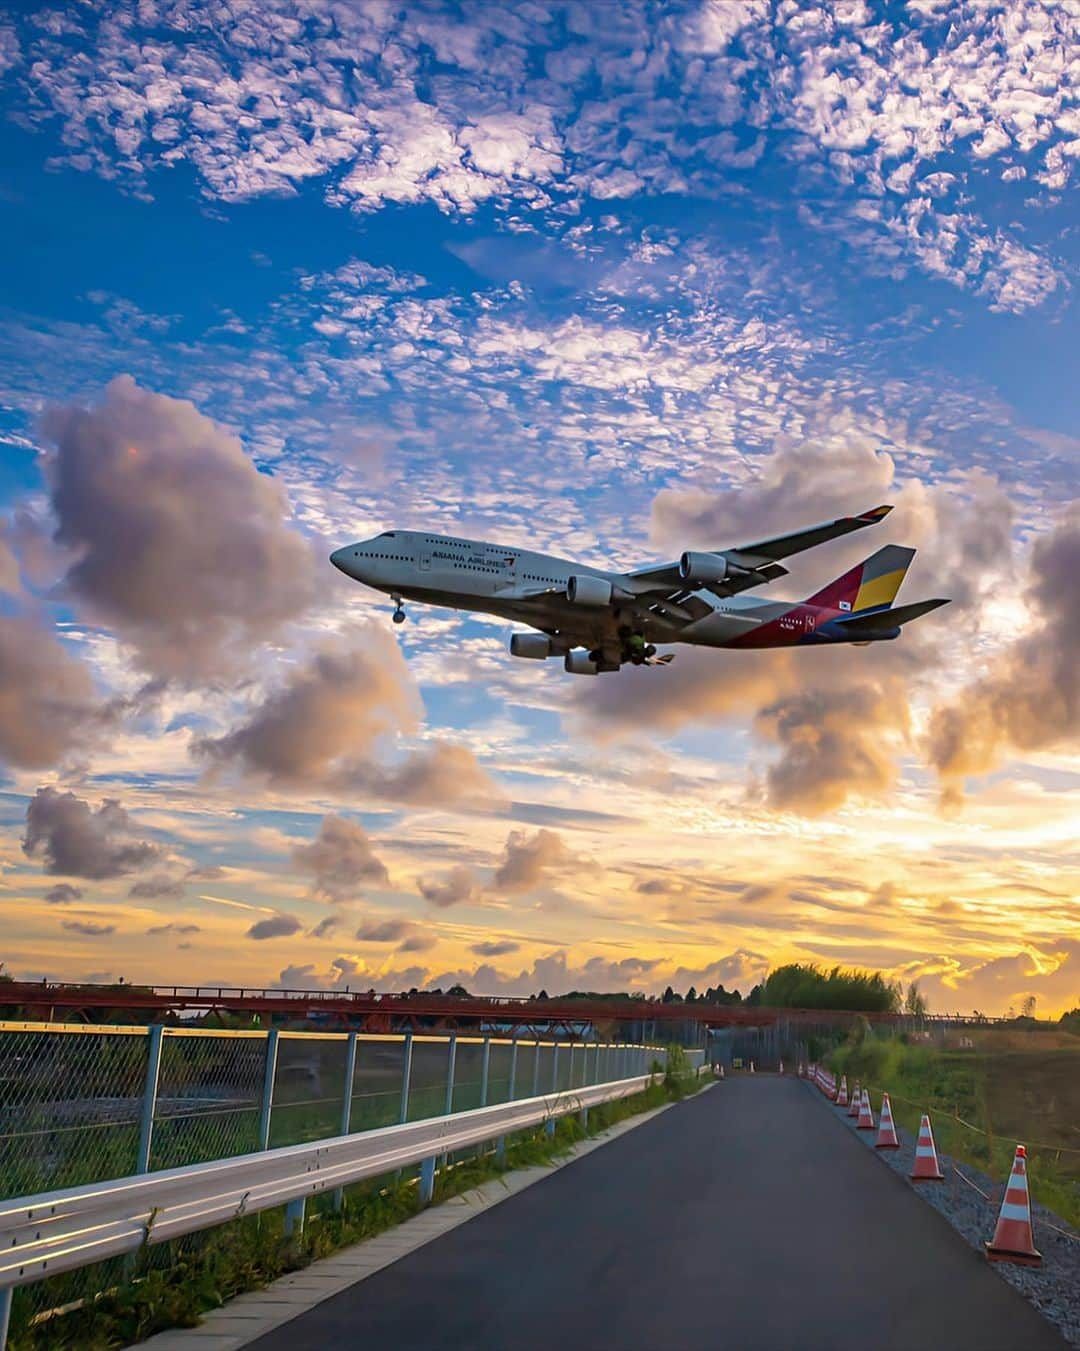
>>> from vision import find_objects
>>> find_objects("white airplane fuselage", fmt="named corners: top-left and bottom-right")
top-left (331, 530), bottom-right (794, 651)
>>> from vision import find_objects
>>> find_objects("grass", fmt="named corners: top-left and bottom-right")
top-left (828, 1033), bottom-right (1080, 1230)
top-left (6, 1066), bottom-right (702, 1350)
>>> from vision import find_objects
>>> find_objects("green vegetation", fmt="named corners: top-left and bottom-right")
top-left (7, 1059), bottom-right (702, 1350)
top-left (762, 964), bottom-right (901, 1012)
top-left (828, 1033), bottom-right (1080, 1230)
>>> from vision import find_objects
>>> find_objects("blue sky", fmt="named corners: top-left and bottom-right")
top-left (0, 1), bottom-right (1077, 1016)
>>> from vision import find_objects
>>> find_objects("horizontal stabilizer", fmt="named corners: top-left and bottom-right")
top-left (834, 597), bottom-right (950, 636)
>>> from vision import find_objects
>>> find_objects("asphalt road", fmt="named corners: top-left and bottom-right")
top-left (248, 1077), bottom-right (1065, 1351)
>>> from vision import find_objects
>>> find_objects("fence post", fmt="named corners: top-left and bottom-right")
top-left (332, 1030), bottom-right (359, 1211)
top-left (444, 1035), bottom-right (458, 1116)
top-left (284, 1197), bottom-right (306, 1237)
top-left (399, 1033), bottom-right (413, 1123)
top-left (136, 1024), bottom-right (164, 1174)
top-left (532, 1039), bottom-right (542, 1098)
top-left (567, 1041), bottom-right (575, 1090)
top-left (480, 1035), bottom-right (491, 1108)
top-left (497, 1037), bottom-right (518, 1164)
top-left (546, 1043), bottom-right (559, 1137)
top-left (258, 1028), bottom-right (280, 1151)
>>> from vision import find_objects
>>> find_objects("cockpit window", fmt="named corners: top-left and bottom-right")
top-left (377, 531), bottom-right (396, 537)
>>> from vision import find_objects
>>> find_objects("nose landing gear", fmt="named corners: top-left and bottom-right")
top-left (391, 597), bottom-right (406, 625)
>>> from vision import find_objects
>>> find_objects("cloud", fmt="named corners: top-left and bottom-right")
top-left (398, 932), bottom-right (437, 953)
top-left (471, 939), bottom-right (520, 956)
top-left (247, 913), bottom-right (303, 940)
top-left (40, 376), bottom-right (314, 681)
top-left (0, 615), bottom-right (104, 769)
top-left (147, 921), bottom-right (201, 935)
top-left (128, 874), bottom-right (187, 899)
top-left (493, 828), bottom-right (572, 893)
top-left (346, 743), bottom-right (500, 806)
top-left (927, 509), bottom-right (1080, 795)
top-left (308, 915), bottom-right (341, 939)
top-left (22, 786), bottom-right (163, 879)
top-left (43, 883), bottom-right (82, 905)
top-left (292, 815), bottom-right (389, 901)
top-left (753, 677), bottom-right (910, 814)
top-left (61, 919), bottom-right (116, 937)
top-left (355, 918), bottom-right (414, 942)
top-left (194, 634), bottom-right (418, 786)
top-left (418, 864), bottom-right (480, 908)
top-left (900, 941), bottom-right (1080, 1019)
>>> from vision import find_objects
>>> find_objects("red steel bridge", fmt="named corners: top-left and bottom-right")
top-left (0, 980), bottom-right (942, 1037)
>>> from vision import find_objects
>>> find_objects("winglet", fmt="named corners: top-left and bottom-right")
top-left (858, 504), bottom-right (893, 522)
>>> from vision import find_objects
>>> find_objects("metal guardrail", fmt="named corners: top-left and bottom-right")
top-left (0, 1072), bottom-right (656, 1343)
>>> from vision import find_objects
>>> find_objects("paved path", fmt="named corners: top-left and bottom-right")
top-left (247, 1077), bottom-right (1064, 1351)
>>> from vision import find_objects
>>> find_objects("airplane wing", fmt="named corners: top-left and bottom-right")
top-left (624, 504), bottom-right (893, 601)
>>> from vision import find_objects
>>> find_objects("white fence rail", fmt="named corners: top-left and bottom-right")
top-left (0, 1069), bottom-right (667, 1343)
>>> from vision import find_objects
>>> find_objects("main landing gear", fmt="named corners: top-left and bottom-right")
top-left (391, 596), bottom-right (406, 625)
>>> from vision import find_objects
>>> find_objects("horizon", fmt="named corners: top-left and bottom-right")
top-left (0, 1), bottom-right (1077, 1020)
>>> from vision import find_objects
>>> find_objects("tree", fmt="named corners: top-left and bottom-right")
top-left (685, 986), bottom-right (698, 1003)
top-left (904, 981), bottom-right (928, 1017)
top-left (1021, 994), bottom-right (1037, 1019)
top-left (446, 984), bottom-right (468, 997)
top-left (661, 985), bottom-right (679, 1004)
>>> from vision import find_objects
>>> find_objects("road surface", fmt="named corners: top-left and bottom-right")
top-left (248, 1076), bottom-right (1064, 1351)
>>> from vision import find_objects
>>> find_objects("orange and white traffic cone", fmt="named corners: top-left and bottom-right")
top-left (875, 1093), bottom-right (900, 1149)
top-left (985, 1146), bottom-right (1041, 1267)
top-left (911, 1113), bottom-right (944, 1181)
top-left (750, 1060), bottom-right (755, 1074)
top-left (719, 1064), bottom-right (725, 1079)
top-left (836, 1075), bottom-right (848, 1108)
top-left (856, 1087), bottom-right (875, 1130)
top-left (779, 1060), bottom-right (784, 1074)
top-left (848, 1081), bottom-right (861, 1117)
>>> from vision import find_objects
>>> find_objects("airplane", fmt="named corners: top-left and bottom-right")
top-left (329, 505), bottom-right (949, 675)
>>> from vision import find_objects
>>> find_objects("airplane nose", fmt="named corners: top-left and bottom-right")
top-left (330, 546), bottom-right (352, 575)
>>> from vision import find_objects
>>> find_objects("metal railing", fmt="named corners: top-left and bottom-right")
top-left (0, 1022), bottom-right (693, 1342)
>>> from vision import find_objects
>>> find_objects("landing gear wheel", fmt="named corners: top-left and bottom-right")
top-left (392, 597), bottom-right (406, 625)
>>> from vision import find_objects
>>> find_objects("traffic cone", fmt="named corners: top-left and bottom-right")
top-left (750, 1060), bottom-right (755, 1074)
top-left (875, 1093), bottom-right (899, 1149)
top-left (985, 1145), bottom-right (1041, 1267)
top-left (856, 1088), bottom-right (875, 1130)
top-left (848, 1081), bottom-right (861, 1117)
top-left (779, 1060), bottom-right (784, 1075)
top-left (719, 1064), bottom-right (725, 1079)
top-left (911, 1113), bottom-right (944, 1181)
top-left (836, 1075), bottom-right (848, 1108)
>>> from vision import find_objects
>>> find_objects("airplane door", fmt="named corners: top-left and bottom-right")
top-left (419, 551), bottom-right (431, 572)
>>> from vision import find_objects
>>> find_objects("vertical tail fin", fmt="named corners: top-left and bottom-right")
top-left (806, 544), bottom-right (915, 613)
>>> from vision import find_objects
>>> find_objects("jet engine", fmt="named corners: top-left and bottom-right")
top-left (678, 551), bottom-right (731, 583)
top-left (564, 651), bottom-right (599, 676)
top-left (566, 574), bottom-right (612, 606)
top-left (509, 633), bottom-right (551, 660)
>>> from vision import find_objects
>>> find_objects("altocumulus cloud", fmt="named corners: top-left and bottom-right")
top-left (493, 828), bottom-right (572, 893)
top-left (40, 376), bottom-right (315, 682)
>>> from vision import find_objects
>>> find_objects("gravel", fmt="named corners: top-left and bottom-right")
top-left (814, 1085), bottom-right (1080, 1348)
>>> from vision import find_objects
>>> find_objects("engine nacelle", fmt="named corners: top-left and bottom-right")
top-left (566, 574), bottom-right (613, 606)
top-left (509, 633), bottom-right (552, 660)
top-left (679, 551), bottom-right (730, 583)
top-left (564, 651), bottom-right (599, 676)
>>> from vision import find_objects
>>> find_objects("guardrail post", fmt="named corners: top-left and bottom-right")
top-left (546, 1043), bottom-right (559, 1137)
top-left (332, 1030), bottom-right (359, 1211)
top-left (258, 1028), bottom-right (280, 1151)
top-left (419, 1155), bottom-right (436, 1205)
top-left (0, 1287), bottom-right (11, 1349)
top-left (284, 1197), bottom-right (306, 1237)
top-left (136, 1024), bottom-right (164, 1174)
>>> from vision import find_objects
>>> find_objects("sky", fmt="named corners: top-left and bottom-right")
top-left (0, 0), bottom-right (1077, 1018)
